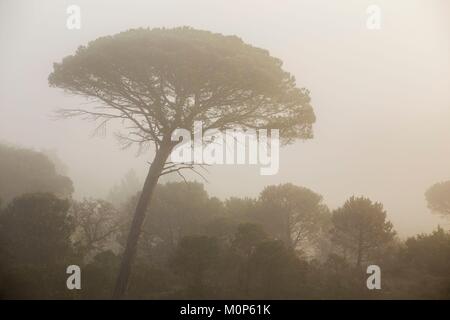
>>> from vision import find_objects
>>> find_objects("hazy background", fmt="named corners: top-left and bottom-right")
top-left (0, 0), bottom-right (449, 236)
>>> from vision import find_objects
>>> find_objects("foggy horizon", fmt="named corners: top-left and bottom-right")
top-left (1, 0), bottom-right (449, 237)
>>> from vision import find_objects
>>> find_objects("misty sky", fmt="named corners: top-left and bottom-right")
top-left (0, 0), bottom-right (449, 236)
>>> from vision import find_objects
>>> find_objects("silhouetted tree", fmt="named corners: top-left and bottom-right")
top-left (0, 193), bottom-right (74, 266)
top-left (232, 223), bottom-right (268, 255)
top-left (330, 196), bottom-right (396, 267)
top-left (426, 181), bottom-right (450, 219)
top-left (0, 144), bottom-right (73, 205)
top-left (0, 193), bottom-right (74, 299)
top-left (70, 199), bottom-right (122, 261)
top-left (48, 27), bottom-right (315, 298)
top-left (258, 183), bottom-right (329, 252)
top-left (403, 226), bottom-right (450, 277)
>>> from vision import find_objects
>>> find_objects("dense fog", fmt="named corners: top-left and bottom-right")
top-left (0, 0), bottom-right (449, 299)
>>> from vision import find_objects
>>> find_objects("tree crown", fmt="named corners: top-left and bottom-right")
top-left (425, 181), bottom-right (450, 216)
top-left (49, 27), bottom-right (315, 149)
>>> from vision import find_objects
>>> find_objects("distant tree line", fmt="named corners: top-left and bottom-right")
top-left (0, 145), bottom-right (449, 299)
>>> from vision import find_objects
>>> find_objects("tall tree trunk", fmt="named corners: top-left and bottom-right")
top-left (112, 142), bottom-right (173, 299)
